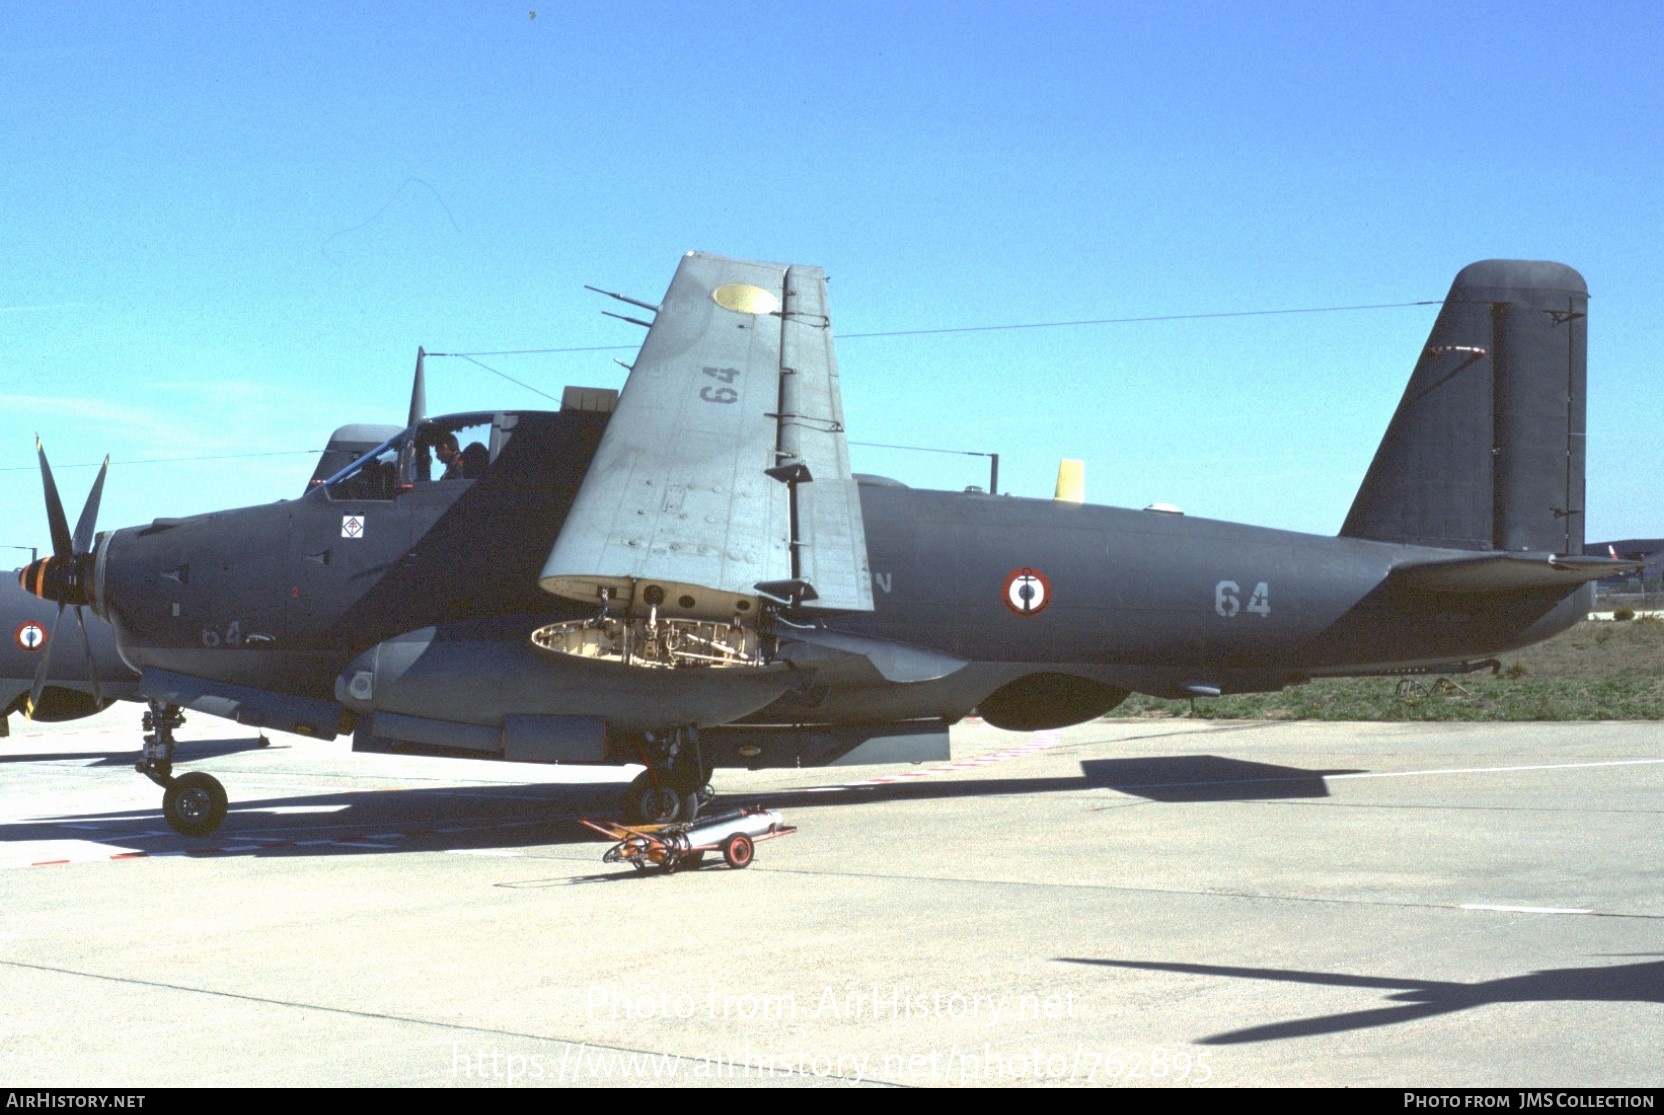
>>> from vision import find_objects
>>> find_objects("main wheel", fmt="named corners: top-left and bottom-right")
top-left (163, 772), bottom-right (228, 837)
top-left (624, 772), bottom-right (697, 824)
top-left (722, 833), bottom-right (754, 869)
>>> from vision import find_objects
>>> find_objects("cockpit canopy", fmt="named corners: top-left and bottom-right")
top-left (320, 414), bottom-right (503, 502)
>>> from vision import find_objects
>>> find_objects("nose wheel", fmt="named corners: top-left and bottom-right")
top-left (163, 771), bottom-right (228, 836)
top-left (139, 699), bottom-right (231, 837)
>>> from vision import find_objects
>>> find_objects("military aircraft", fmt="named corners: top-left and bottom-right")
top-left (1584, 539), bottom-right (1664, 595)
top-left (2, 423), bottom-right (399, 736)
top-left (0, 576), bottom-right (138, 731)
top-left (18, 254), bottom-right (1637, 837)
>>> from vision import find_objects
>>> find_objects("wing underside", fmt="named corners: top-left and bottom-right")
top-left (539, 252), bottom-right (873, 618)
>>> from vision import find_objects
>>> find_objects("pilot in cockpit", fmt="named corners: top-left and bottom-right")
top-left (435, 433), bottom-right (464, 480)
top-left (428, 428), bottom-right (488, 481)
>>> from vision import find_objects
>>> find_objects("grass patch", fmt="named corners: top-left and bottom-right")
top-left (1106, 618), bottom-right (1664, 721)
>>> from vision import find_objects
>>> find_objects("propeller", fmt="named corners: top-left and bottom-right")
top-left (18, 437), bottom-right (108, 716)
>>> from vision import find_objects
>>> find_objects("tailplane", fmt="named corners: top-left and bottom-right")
top-left (1341, 260), bottom-right (1587, 554)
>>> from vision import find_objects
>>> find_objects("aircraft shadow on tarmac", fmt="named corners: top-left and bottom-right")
top-left (2, 753), bottom-right (1363, 862)
top-left (1059, 956), bottom-right (1664, 1044)
top-left (0, 737), bottom-right (276, 767)
top-left (755, 755), bottom-right (1366, 810)
top-left (2, 777), bottom-right (624, 858)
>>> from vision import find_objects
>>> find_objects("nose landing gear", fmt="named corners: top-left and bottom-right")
top-left (139, 699), bottom-right (229, 837)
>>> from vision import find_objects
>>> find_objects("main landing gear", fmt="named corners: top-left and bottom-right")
top-left (624, 725), bottom-right (713, 826)
top-left (140, 699), bottom-right (228, 837)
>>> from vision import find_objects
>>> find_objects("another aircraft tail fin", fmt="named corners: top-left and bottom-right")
top-left (1340, 260), bottom-right (1588, 554)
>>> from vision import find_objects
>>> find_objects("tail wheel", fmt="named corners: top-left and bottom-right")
top-left (163, 772), bottom-right (228, 837)
top-left (722, 833), bottom-right (754, 869)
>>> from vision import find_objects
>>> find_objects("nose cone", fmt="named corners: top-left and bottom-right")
top-left (19, 555), bottom-right (86, 605)
top-left (19, 559), bottom-right (44, 597)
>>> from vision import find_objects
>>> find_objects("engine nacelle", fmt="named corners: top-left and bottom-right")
top-left (3, 687), bottom-right (110, 723)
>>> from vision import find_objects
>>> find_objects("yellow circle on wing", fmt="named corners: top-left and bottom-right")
top-left (711, 283), bottom-right (780, 315)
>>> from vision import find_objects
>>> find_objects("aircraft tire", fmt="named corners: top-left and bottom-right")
top-left (722, 834), bottom-right (754, 870)
top-left (625, 772), bottom-right (698, 825)
top-left (163, 772), bottom-right (228, 837)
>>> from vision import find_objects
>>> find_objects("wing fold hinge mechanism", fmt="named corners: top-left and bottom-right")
top-left (538, 254), bottom-right (873, 670)
top-left (763, 266), bottom-right (873, 615)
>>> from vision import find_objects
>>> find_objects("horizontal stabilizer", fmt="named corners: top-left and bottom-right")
top-left (1387, 553), bottom-right (1641, 595)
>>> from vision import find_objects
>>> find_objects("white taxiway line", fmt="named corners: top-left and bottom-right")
top-left (1328, 757), bottom-right (1664, 781)
top-left (1459, 904), bottom-right (1593, 915)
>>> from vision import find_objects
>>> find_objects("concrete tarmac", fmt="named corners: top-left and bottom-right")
top-left (1, 707), bottom-right (1660, 1088)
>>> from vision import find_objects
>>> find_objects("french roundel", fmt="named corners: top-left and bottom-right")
top-left (15, 621), bottom-right (48, 652)
top-left (1002, 568), bottom-right (1051, 616)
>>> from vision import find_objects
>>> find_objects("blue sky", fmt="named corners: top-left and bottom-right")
top-left (4, 2), bottom-right (1660, 557)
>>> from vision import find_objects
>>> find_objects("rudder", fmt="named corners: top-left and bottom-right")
top-left (1341, 260), bottom-right (1587, 554)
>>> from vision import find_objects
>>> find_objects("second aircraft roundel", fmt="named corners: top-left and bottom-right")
top-left (1002, 568), bottom-right (1051, 616)
top-left (15, 621), bottom-right (47, 652)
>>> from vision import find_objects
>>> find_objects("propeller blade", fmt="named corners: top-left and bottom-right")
top-left (36, 437), bottom-right (73, 561)
top-left (71, 456), bottom-right (109, 555)
top-left (409, 346), bottom-right (427, 427)
top-left (26, 605), bottom-right (66, 717)
top-left (73, 605), bottom-right (103, 706)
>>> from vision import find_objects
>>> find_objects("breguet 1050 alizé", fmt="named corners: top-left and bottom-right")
top-left (19, 253), bottom-right (1634, 836)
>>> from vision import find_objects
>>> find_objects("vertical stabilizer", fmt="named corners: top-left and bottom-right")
top-left (1341, 260), bottom-right (1587, 553)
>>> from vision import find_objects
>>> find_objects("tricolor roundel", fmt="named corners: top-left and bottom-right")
top-left (1002, 568), bottom-right (1051, 617)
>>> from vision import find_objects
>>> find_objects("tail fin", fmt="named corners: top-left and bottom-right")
top-left (1341, 260), bottom-right (1587, 554)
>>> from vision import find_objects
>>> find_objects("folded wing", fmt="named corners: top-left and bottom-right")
top-left (539, 252), bottom-right (873, 618)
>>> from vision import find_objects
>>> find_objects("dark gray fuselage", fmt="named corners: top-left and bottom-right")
top-left (91, 407), bottom-right (1584, 733)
